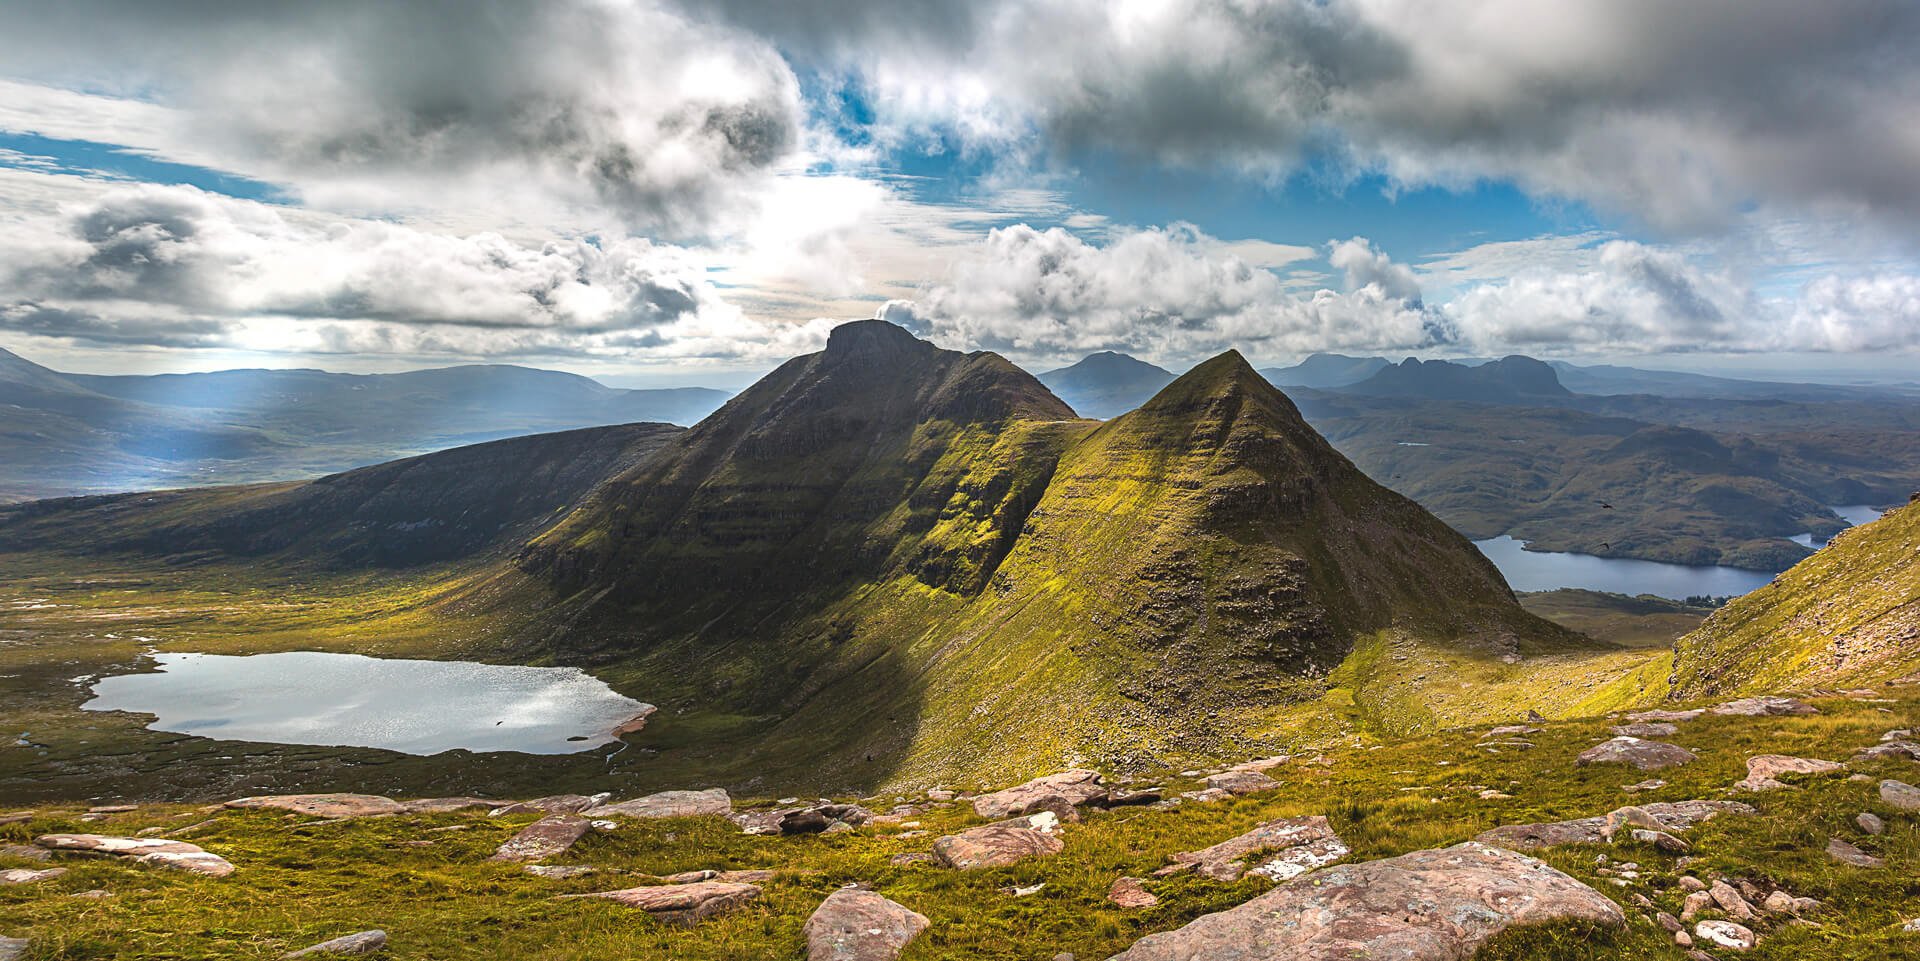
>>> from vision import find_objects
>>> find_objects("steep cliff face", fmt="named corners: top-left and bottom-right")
top-left (502, 323), bottom-right (1579, 785)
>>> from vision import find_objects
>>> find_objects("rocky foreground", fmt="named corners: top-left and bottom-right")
top-left (2, 689), bottom-right (1917, 959)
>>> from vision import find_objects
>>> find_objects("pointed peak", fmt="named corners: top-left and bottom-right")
top-left (1134, 349), bottom-right (1273, 412)
top-left (822, 319), bottom-right (937, 364)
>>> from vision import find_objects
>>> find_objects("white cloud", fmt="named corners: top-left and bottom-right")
top-left (893, 223), bottom-right (1439, 365)
top-left (1783, 274), bottom-right (1920, 353)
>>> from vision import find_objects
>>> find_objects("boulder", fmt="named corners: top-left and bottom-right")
top-left (1475, 800), bottom-right (1754, 849)
top-left (1735, 755), bottom-right (1847, 791)
top-left (525, 865), bottom-right (596, 879)
top-left (1154, 815), bottom-right (1349, 882)
top-left (1107, 877), bottom-right (1158, 909)
top-left (932, 815), bottom-right (1064, 870)
top-left (971, 771), bottom-right (1107, 819)
top-left (0, 845), bottom-right (49, 862)
top-left (585, 789), bottom-right (732, 819)
top-left (489, 815), bottom-right (591, 863)
top-left (0, 937), bottom-right (25, 961)
top-left (1576, 737), bottom-right (1696, 771)
top-left (1855, 741), bottom-right (1920, 761)
top-left (1599, 806), bottom-right (1664, 841)
top-left (1857, 812), bottom-right (1886, 834)
top-left (1711, 696), bottom-right (1816, 717)
top-left (0, 868), bottom-right (65, 885)
top-left (1105, 842), bottom-right (1623, 961)
top-left (225, 795), bottom-right (406, 819)
top-left (1881, 779), bottom-right (1920, 813)
top-left (1485, 725), bottom-right (1542, 737)
top-left (490, 794), bottom-right (605, 816)
top-left (284, 930), bottom-right (388, 957)
top-left (803, 888), bottom-right (929, 961)
top-left (1203, 770), bottom-right (1279, 796)
top-left (1825, 837), bottom-right (1884, 868)
top-left (1611, 722), bottom-right (1680, 738)
top-left (1177, 788), bottom-right (1233, 805)
top-left (34, 834), bottom-right (235, 877)
top-left (1709, 879), bottom-right (1755, 920)
top-left (730, 803), bottom-right (873, 836)
top-left (1694, 920), bottom-right (1756, 951)
top-left (564, 880), bottom-right (761, 925)
top-left (1626, 709), bottom-right (1704, 722)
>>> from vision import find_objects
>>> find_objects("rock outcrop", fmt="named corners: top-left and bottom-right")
top-left (283, 930), bottom-right (388, 957)
top-left (225, 795), bottom-right (408, 819)
top-left (1734, 755), bottom-right (1846, 791)
top-left (1476, 800), bottom-right (1754, 850)
top-left (803, 888), bottom-right (929, 961)
top-left (932, 814), bottom-right (1064, 870)
top-left (972, 771), bottom-right (1109, 819)
top-left (564, 881), bottom-right (761, 925)
top-left (1576, 736), bottom-right (1696, 771)
top-left (1153, 815), bottom-right (1349, 882)
top-left (489, 815), bottom-right (591, 863)
top-left (34, 834), bottom-right (235, 877)
top-left (1106, 843), bottom-right (1623, 960)
top-left (584, 789), bottom-right (732, 819)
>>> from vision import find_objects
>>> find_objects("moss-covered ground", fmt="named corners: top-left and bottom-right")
top-left (2, 686), bottom-right (1917, 959)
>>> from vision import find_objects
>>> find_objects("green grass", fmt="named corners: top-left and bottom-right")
top-left (2, 688), bottom-right (1917, 959)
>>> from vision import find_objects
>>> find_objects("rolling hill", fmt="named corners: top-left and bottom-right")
top-left (1259, 352), bottom-right (1390, 389)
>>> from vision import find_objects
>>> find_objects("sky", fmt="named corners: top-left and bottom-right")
top-left (0, 0), bottom-right (1917, 386)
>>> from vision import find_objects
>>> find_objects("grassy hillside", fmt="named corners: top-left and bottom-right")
top-left (2, 686), bottom-right (1914, 960)
top-left (1672, 500), bottom-right (1920, 696)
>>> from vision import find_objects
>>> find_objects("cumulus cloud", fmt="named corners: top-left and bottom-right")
top-left (1783, 274), bottom-right (1920, 352)
top-left (802, 0), bottom-right (1920, 233)
top-left (0, 0), bottom-right (808, 238)
top-left (0, 183), bottom-right (826, 361)
top-left (894, 224), bottom-right (1441, 363)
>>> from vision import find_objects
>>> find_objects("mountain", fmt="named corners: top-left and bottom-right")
top-left (0, 423), bottom-right (683, 569)
top-left (1036, 351), bottom-right (1177, 418)
top-left (0, 346), bottom-right (729, 501)
top-left (1259, 353), bottom-right (1391, 390)
top-left (497, 320), bottom-right (1580, 785)
top-left (1341, 355), bottom-right (1573, 404)
top-left (1550, 361), bottom-right (1911, 401)
top-left (1669, 497), bottom-right (1920, 696)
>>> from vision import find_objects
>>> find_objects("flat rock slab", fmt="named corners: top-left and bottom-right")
top-left (1476, 800), bottom-right (1755, 850)
top-left (1105, 842), bottom-right (1624, 961)
top-left (1826, 837), bottom-right (1884, 868)
top-left (1625, 709), bottom-right (1704, 723)
top-left (731, 803), bottom-right (874, 835)
top-left (565, 881), bottom-right (761, 925)
top-left (1108, 877), bottom-right (1158, 909)
top-left (1611, 722), bottom-right (1679, 738)
top-left (0, 845), bottom-right (50, 862)
top-left (1712, 696), bottom-right (1816, 717)
top-left (1203, 770), bottom-right (1280, 796)
top-left (490, 815), bottom-right (591, 863)
top-left (402, 797), bottom-right (504, 815)
top-left (933, 816), bottom-right (1064, 870)
top-left (1856, 741), bottom-right (1920, 761)
top-left (284, 930), bottom-right (388, 957)
top-left (491, 795), bottom-right (606, 816)
top-left (1577, 736), bottom-right (1696, 771)
top-left (0, 937), bottom-right (26, 961)
top-left (1, 867), bottom-right (65, 885)
top-left (1156, 815), bottom-right (1349, 882)
top-left (804, 888), bottom-right (929, 961)
top-left (1882, 779), bottom-right (1920, 812)
top-left (1735, 755), bottom-right (1846, 791)
top-left (35, 834), bottom-right (236, 877)
top-left (972, 771), bottom-right (1108, 819)
top-left (585, 789), bottom-right (732, 819)
top-left (226, 795), bottom-right (407, 819)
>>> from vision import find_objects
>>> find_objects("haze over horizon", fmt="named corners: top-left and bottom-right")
top-left (1, 1), bottom-right (1917, 385)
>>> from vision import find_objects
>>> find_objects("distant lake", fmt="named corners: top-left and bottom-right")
top-left (85, 651), bottom-right (653, 755)
top-left (1472, 536), bottom-right (1775, 599)
top-left (1790, 504), bottom-right (1886, 548)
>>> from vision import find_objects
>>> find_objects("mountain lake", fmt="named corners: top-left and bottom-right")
top-left (83, 651), bottom-right (653, 755)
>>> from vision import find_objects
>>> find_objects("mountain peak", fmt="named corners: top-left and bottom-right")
top-left (822, 319), bottom-right (936, 364)
top-left (1138, 349), bottom-right (1268, 411)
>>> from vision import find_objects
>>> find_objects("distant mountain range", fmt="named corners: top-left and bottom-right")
top-left (0, 346), bottom-right (729, 502)
top-left (1036, 351), bottom-right (1176, 418)
top-left (1339, 355), bottom-right (1573, 404)
top-left (1260, 353), bottom-right (1391, 390)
